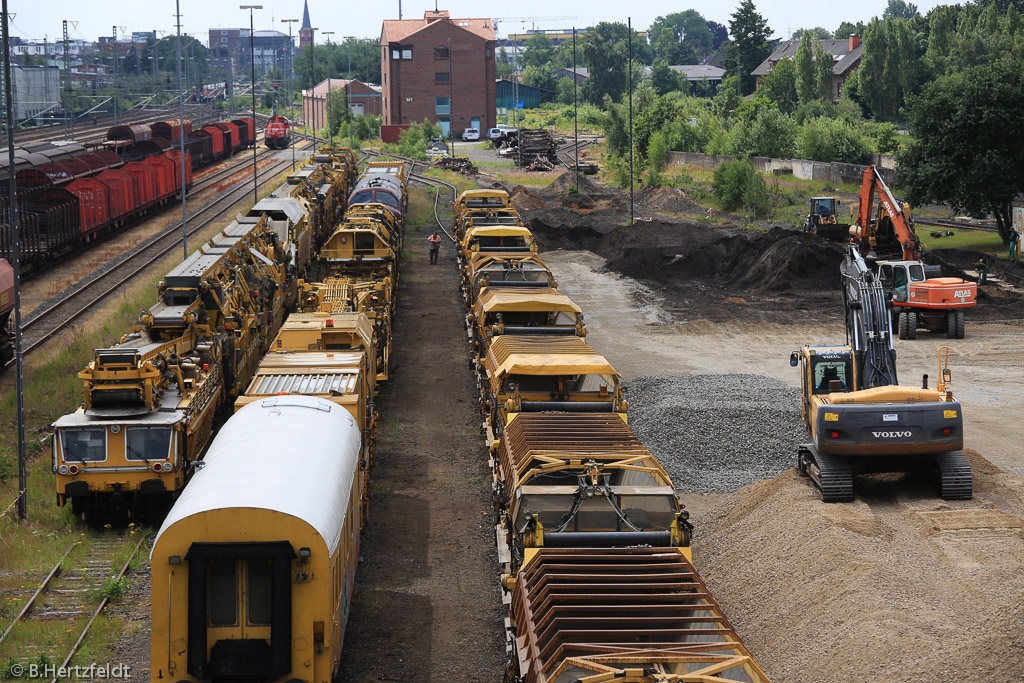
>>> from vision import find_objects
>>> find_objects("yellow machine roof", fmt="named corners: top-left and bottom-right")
top-left (477, 287), bottom-right (581, 314)
top-left (464, 225), bottom-right (533, 240)
top-left (486, 335), bottom-right (617, 378)
top-left (276, 312), bottom-right (375, 350)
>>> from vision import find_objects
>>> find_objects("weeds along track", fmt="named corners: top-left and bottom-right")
top-left (1, 141), bottom-right (313, 372)
top-left (0, 532), bottom-right (145, 679)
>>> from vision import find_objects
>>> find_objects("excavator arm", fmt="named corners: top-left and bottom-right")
top-left (854, 165), bottom-right (921, 261)
top-left (841, 245), bottom-right (899, 389)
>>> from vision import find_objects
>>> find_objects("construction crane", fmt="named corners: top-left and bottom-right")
top-left (492, 16), bottom-right (577, 35)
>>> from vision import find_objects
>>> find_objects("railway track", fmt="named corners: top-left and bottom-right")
top-left (2, 141), bottom-right (312, 371)
top-left (0, 532), bottom-right (144, 681)
top-left (14, 105), bottom-right (219, 147)
top-left (554, 137), bottom-right (598, 172)
top-left (915, 216), bottom-right (999, 233)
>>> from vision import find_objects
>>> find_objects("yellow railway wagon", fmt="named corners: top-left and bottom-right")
top-left (461, 252), bottom-right (554, 308)
top-left (151, 396), bottom-right (364, 683)
top-left (468, 286), bottom-right (585, 361)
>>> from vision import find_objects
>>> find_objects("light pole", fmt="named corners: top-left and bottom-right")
top-left (282, 18), bottom-right (297, 168)
top-left (175, 1), bottom-right (187, 258)
top-left (241, 5), bottom-right (262, 204)
top-left (343, 36), bottom-right (354, 146)
top-left (322, 30), bottom-right (333, 146)
top-left (309, 27), bottom-right (318, 152)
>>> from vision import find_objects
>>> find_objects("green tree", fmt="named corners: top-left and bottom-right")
top-left (872, 122), bottom-right (899, 153)
top-left (797, 116), bottom-right (871, 163)
top-left (815, 42), bottom-right (836, 99)
top-left (726, 0), bottom-right (773, 95)
top-left (497, 47), bottom-right (515, 79)
top-left (650, 10), bottom-right (713, 63)
top-left (556, 77), bottom-right (576, 105)
top-left (793, 27), bottom-right (833, 39)
top-left (647, 130), bottom-right (669, 173)
top-left (835, 21), bottom-right (866, 41)
top-left (884, 0), bottom-right (920, 19)
top-left (522, 34), bottom-right (555, 69)
top-left (758, 57), bottom-right (799, 112)
top-left (581, 22), bottom-right (651, 104)
top-left (795, 32), bottom-right (816, 105)
top-left (522, 64), bottom-right (557, 91)
top-left (712, 159), bottom-right (771, 215)
top-left (858, 17), bottom-right (919, 118)
top-left (743, 106), bottom-right (798, 158)
top-left (898, 60), bottom-right (1024, 240)
top-left (650, 62), bottom-right (681, 95)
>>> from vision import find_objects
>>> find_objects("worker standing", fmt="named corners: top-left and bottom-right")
top-left (428, 231), bottom-right (441, 265)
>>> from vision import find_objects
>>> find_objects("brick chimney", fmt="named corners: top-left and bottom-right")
top-left (425, 10), bottom-right (450, 23)
top-left (849, 34), bottom-right (861, 51)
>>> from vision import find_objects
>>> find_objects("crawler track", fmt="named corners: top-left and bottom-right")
top-left (2, 142), bottom-right (312, 371)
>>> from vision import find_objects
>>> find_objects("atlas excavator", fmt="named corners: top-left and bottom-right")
top-left (790, 244), bottom-right (972, 502)
top-left (850, 165), bottom-right (976, 339)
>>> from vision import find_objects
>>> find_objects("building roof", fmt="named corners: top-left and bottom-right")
top-left (301, 0), bottom-right (312, 30)
top-left (752, 39), bottom-right (863, 77)
top-left (670, 64), bottom-right (726, 80)
top-left (382, 10), bottom-right (495, 43)
top-left (555, 67), bottom-right (589, 78)
top-left (309, 78), bottom-right (380, 97)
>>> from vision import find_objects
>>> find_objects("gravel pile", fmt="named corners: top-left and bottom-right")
top-left (625, 374), bottom-right (805, 493)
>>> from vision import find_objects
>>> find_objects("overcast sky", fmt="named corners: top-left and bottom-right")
top-left (11, 0), bottom-right (957, 44)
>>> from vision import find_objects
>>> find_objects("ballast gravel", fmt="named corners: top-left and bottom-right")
top-left (625, 374), bottom-right (806, 493)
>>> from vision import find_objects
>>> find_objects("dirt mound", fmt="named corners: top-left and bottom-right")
top-left (538, 169), bottom-right (610, 200)
top-left (634, 185), bottom-right (700, 214)
top-left (595, 224), bottom-right (846, 292)
top-left (509, 185), bottom-right (549, 211)
top-left (525, 209), bottom-right (619, 251)
top-left (693, 450), bottom-right (1024, 682)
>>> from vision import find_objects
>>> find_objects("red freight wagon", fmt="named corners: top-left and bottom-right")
top-left (121, 162), bottom-right (159, 209)
top-left (200, 126), bottom-right (228, 160)
top-left (152, 119), bottom-right (193, 143)
top-left (231, 118), bottom-right (254, 148)
top-left (5, 188), bottom-right (82, 263)
top-left (26, 163), bottom-right (73, 186)
top-left (107, 124), bottom-right (152, 144)
top-left (59, 158), bottom-right (93, 181)
top-left (95, 169), bottom-right (135, 224)
top-left (66, 178), bottom-right (111, 237)
top-left (143, 156), bottom-right (176, 202)
top-left (163, 151), bottom-right (193, 192)
top-left (184, 134), bottom-right (213, 168)
top-left (90, 150), bottom-right (124, 170)
top-left (122, 138), bottom-right (172, 163)
top-left (210, 122), bottom-right (240, 153)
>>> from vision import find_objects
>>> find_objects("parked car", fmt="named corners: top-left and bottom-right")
top-left (486, 128), bottom-right (503, 140)
top-left (461, 127), bottom-right (481, 141)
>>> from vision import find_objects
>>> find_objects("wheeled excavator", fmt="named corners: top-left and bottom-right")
top-left (790, 245), bottom-right (973, 502)
top-left (851, 165), bottom-right (976, 339)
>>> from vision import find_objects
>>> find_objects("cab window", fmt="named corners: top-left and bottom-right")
top-left (811, 359), bottom-right (852, 394)
top-left (125, 426), bottom-right (171, 461)
top-left (60, 428), bottom-right (107, 462)
top-left (908, 264), bottom-right (926, 282)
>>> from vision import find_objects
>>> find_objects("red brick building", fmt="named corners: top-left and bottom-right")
top-left (380, 10), bottom-right (496, 137)
top-left (303, 78), bottom-right (382, 132)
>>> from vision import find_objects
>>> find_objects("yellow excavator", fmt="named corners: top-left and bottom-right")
top-left (790, 245), bottom-right (972, 502)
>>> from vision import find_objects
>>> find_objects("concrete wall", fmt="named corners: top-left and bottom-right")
top-left (667, 150), bottom-right (896, 185)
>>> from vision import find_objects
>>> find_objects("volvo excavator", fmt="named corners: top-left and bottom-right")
top-left (790, 245), bottom-right (973, 502)
top-left (851, 165), bottom-right (976, 339)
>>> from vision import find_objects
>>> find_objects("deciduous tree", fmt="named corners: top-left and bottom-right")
top-left (726, 0), bottom-right (773, 95)
top-left (898, 60), bottom-right (1024, 240)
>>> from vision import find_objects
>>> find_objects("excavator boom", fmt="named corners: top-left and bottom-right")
top-left (854, 165), bottom-right (920, 261)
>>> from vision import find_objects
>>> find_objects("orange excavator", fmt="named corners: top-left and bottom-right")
top-left (850, 165), bottom-right (976, 339)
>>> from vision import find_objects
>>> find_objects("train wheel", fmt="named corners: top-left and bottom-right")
top-left (955, 310), bottom-right (965, 339)
top-left (906, 311), bottom-right (917, 340)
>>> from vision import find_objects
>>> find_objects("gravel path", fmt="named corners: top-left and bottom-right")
top-left (626, 374), bottom-right (805, 494)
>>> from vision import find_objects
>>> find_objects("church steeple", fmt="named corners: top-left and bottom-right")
top-left (299, 0), bottom-right (313, 48)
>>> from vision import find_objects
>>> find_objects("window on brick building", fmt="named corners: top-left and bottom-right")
top-left (486, 48), bottom-right (492, 58)
top-left (435, 97), bottom-right (450, 115)
top-left (434, 45), bottom-right (449, 60)
top-left (435, 72), bottom-right (449, 84)
top-left (402, 47), bottom-right (412, 60)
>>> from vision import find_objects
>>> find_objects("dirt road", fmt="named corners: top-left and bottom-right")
top-left (338, 229), bottom-right (504, 681)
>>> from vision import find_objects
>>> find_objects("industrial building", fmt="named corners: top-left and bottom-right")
top-left (380, 10), bottom-right (496, 138)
